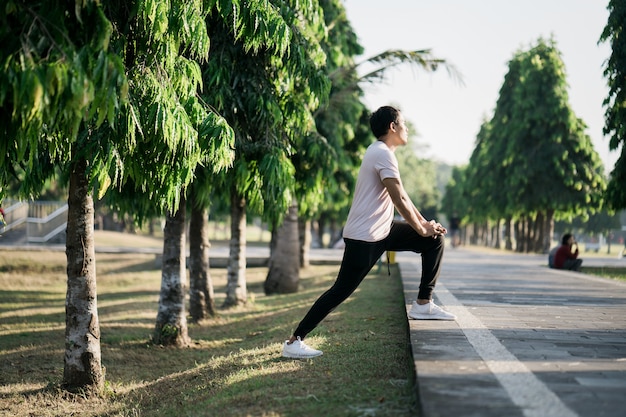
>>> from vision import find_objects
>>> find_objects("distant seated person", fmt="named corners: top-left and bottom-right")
top-left (554, 233), bottom-right (582, 271)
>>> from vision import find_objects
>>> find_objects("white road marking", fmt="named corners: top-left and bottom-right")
top-left (436, 283), bottom-right (578, 417)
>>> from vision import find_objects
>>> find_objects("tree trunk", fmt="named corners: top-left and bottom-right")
top-left (524, 216), bottom-right (537, 253)
top-left (264, 203), bottom-right (300, 294)
top-left (223, 190), bottom-right (247, 307)
top-left (480, 222), bottom-right (488, 246)
top-left (317, 215), bottom-right (327, 248)
top-left (505, 216), bottom-right (513, 251)
top-left (532, 212), bottom-right (541, 253)
top-left (470, 223), bottom-right (478, 245)
top-left (493, 219), bottom-right (501, 249)
top-left (531, 212), bottom-right (542, 253)
top-left (521, 216), bottom-right (529, 253)
top-left (328, 220), bottom-right (336, 248)
top-left (515, 220), bottom-right (524, 252)
top-left (153, 195), bottom-right (189, 347)
top-left (188, 203), bottom-right (216, 322)
top-left (543, 209), bottom-right (555, 253)
top-left (63, 157), bottom-right (104, 392)
top-left (299, 217), bottom-right (311, 268)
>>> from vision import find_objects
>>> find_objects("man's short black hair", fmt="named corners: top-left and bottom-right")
top-left (561, 233), bottom-right (573, 245)
top-left (370, 106), bottom-right (401, 138)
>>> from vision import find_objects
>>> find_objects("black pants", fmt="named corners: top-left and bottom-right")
top-left (563, 258), bottom-right (582, 271)
top-left (293, 221), bottom-right (445, 339)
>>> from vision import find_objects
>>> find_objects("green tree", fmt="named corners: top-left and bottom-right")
top-left (481, 56), bottom-right (526, 250)
top-left (202, 1), bottom-right (329, 302)
top-left (186, 1), bottom-right (306, 320)
top-left (307, 0), bottom-right (368, 250)
top-left (455, 39), bottom-right (606, 253)
top-left (0, 0), bottom-right (233, 390)
top-left (600, 0), bottom-right (626, 210)
top-left (441, 166), bottom-right (467, 218)
top-left (1, 0), bottom-right (126, 392)
top-left (505, 39), bottom-right (605, 252)
top-left (102, 1), bottom-right (235, 348)
top-left (464, 118), bottom-right (511, 248)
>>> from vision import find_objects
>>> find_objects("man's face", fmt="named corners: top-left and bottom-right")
top-left (392, 116), bottom-right (409, 145)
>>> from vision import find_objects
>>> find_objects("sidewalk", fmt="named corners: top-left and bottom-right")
top-left (398, 247), bottom-right (626, 417)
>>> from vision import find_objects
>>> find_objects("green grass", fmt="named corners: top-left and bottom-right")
top-left (581, 266), bottom-right (626, 282)
top-left (0, 250), bottom-right (417, 417)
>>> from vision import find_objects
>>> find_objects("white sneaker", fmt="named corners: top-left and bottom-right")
top-left (408, 300), bottom-right (456, 320)
top-left (282, 337), bottom-right (323, 359)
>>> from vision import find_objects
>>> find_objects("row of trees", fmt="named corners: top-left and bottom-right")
top-left (4, 0), bottom-right (624, 395)
top-left (443, 0), bottom-right (626, 253)
top-left (443, 38), bottom-right (606, 253)
top-left (1, 0), bottom-right (454, 392)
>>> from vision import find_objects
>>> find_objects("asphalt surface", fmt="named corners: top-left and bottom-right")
top-left (398, 247), bottom-right (626, 417)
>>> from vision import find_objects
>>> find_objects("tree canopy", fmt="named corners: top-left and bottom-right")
top-left (446, 38), bottom-right (606, 252)
top-left (600, 0), bottom-right (626, 210)
top-left (0, 0), bottom-right (238, 390)
top-left (202, 0), bottom-right (330, 226)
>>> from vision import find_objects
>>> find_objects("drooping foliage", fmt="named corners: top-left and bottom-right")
top-left (0, 0), bottom-right (237, 389)
top-left (0, 0), bottom-right (235, 213)
top-left (308, 0), bottom-right (369, 228)
top-left (202, 1), bottom-right (330, 225)
top-left (600, 0), bottom-right (626, 209)
top-left (0, 0), bottom-right (126, 199)
top-left (200, 1), bottom-right (331, 302)
top-left (102, 0), bottom-right (235, 220)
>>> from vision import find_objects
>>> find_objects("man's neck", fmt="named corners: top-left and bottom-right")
top-left (378, 135), bottom-right (399, 152)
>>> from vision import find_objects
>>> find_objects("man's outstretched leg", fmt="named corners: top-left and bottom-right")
top-left (282, 239), bottom-right (384, 358)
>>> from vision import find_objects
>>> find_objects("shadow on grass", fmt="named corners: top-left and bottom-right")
top-left (96, 255), bottom-right (161, 274)
top-left (0, 289), bottom-right (64, 311)
top-left (1, 265), bottom-right (418, 416)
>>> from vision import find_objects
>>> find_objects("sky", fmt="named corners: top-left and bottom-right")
top-left (343, 0), bottom-right (617, 172)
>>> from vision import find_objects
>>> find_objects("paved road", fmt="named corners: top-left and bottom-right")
top-left (398, 247), bottom-right (626, 417)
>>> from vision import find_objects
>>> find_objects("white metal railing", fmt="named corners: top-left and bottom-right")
top-left (1, 200), bottom-right (68, 243)
top-left (0, 200), bottom-right (28, 233)
top-left (26, 203), bottom-right (68, 243)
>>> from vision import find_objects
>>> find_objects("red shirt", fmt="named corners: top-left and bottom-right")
top-left (554, 244), bottom-right (578, 269)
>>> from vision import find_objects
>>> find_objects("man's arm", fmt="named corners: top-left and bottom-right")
top-left (382, 177), bottom-right (445, 237)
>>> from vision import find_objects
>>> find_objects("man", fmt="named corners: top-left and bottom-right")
top-left (554, 233), bottom-right (582, 271)
top-left (282, 106), bottom-right (456, 359)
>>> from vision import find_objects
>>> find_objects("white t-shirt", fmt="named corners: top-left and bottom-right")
top-left (342, 140), bottom-right (400, 242)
